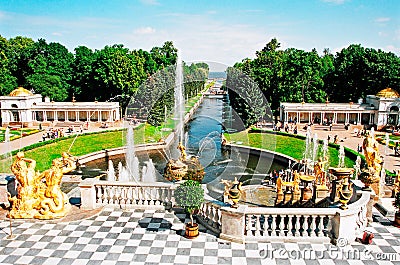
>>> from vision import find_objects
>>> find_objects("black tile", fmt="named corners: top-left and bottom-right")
top-left (77, 251), bottom-right (94, 259)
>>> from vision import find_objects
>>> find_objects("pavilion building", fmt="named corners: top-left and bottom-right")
top-left (0, 87), bottom-right (120, 127)
top-left (279, 88), bottom-right (400, 130)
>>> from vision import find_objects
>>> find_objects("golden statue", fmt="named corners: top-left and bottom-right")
top-left (360, 132), bottom-right (383, 191)
top-left (314, 156), bottom-right (328, 186)
top-left (8, 152), bottom-right (77, 219)
top-left (164, 142), bottom-right (204, 182)
top-left (221, 177), bottom-right (243, 208)
top-left (362, 132), bottom-right (382, 176)
top-left (177, 142), bottom-right (187, 161)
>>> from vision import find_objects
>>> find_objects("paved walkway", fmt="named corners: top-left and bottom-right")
top-left (294, 125), bottom-right (400, 173)
top-left (0, 204), bottom-right (399, 265)
top-left (0, 124), bottom-right (124, 156)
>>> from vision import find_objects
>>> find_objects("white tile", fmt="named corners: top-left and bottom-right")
top-left (63, 250), bottom-right (81, 259)
top-left (190, 248), bottom-right (204, 256)
top-left (118, 253), bottom-right (135, 261)
top-left (218, 248), bottom-right (232, 257)
top-left (90, 252), bottom-right (108, 260)
top-left (202, 256), bottom-right (218, 264)
top-left (146, 254), bottom-right (161, 263)
top-left (42, 257), bottom-right (62, 265)
top-left (15, 255), bottom-right (35, 264)
top-left (135, 246), bottom-right (151, 254)
top-left (174, 255), bottom-right (190, 264)
top-left (109, 245), bottom-right (125, 253)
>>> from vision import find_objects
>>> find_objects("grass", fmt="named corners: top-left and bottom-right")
top-left (224, 130), bottom-right (357, 168)
top-left (0, 128), bottom-right (40, 142)
top-left (0, 89), bottom-right (208, 173)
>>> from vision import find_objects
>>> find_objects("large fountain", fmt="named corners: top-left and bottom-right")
top-left (163, 54), bottom-right (205, 182)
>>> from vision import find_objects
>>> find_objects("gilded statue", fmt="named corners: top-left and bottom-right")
top-left (177, 142), bottom-right (187, 161)
top-left (221, 177), bottom-right (243, 208)
top-left (164, 142), bottom-right (204, 182)
top-left (362, 132), bottom-right (383, 176)
top-left (314, 156), bottom-right (328, 186)
top-left (8, 152), bottom-right (77, 219)
top-left (360, 132), bottom-right (383, 190)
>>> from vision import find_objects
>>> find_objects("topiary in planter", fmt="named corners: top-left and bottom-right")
top-left (174, 180), bottom-right (205, 238)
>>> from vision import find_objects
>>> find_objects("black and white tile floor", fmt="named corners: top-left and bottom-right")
top-left (0, 206), bottom-right (399, 265)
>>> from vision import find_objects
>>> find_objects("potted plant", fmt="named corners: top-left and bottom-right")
top-left (393, 191), bottom-right (400, 227)
top-left (174, 180), bottom-right (204, 238)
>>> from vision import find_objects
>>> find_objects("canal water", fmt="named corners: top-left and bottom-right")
top-left (82, 95), bottom-right (286, 191)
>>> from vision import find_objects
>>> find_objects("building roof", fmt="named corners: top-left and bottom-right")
top-left (376, 88), bottom-right (400, 98)
top-left (9, 87), bottom-right (34, 97)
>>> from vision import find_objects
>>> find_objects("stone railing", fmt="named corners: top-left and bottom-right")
top-left (79, 179), bottom-right (175, 209)
top-left (79, 180), bottom-right (371, 245)
top-left (197, 200), bottom-right (223, 234)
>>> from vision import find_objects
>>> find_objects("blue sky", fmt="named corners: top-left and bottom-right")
top-left (1, 0), bottom-right (399, 71)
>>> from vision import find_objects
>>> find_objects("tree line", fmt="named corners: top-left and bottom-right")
top-left (0, 35), bottom-right (208, 124)
top-left (227, 38), bottom-right (400, 127)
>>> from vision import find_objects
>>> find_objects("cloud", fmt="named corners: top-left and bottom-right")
top-left (52, 32), bottom-right (63, 36)
top-left (134, 27), bottom-right (156, 35)
top-left (139, 0), bottom-right (160, 6)
top-left (321, 0), bottom-right (346, 4)
top-left (375, 17), bottom-right (390, 23)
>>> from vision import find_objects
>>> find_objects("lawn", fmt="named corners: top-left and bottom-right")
top-left (0, 90), bottom-right (208, 173)
top-left (224, 130), bottom-right (357, 168)
top-left (0, 128), bottom-right (40, 142)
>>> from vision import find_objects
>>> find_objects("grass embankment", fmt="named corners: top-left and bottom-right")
top-left (224, 129), bottom-right (359, 168)
top-left (0, 89), bottom-right (209, 173)
top-left (0, 128), bottom-right (40, 142)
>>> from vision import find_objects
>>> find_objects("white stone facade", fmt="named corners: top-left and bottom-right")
top-left (0, 88), bottom-right (120, 127)
top-left (280, 89), bottom-right (400, 129)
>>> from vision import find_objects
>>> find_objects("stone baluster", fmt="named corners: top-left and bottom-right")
top-left (138, 187), bottom-right (143, 205)
top-left (245, 215), bottom-right (252, 236)
top-left (287, 215), bottom-right (294, 237)
top-left (294, 215), bottom-right (301, 236)
top-left (309, 215), bottom-right (316, 237)
top-left (254, 215), bottom-right (261, 237)
top-left (316, 215), bottom-right (322, 237)
top-left (96, 186), bottom-right (102, 204)
top-left (270, 215), bottom-right (277, 236)
top-left (208, 205), bottom-right (215, 226)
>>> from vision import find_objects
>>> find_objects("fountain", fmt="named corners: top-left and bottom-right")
top-left (174, 52), bottom-right (185, 144)
top-left (163, 54), bottom-right (204, 182)
top-left (338, 145), bottom-right (345, 168)
top-left (142, 159), bottom-right (157, 183)
top-left (107, 160), bottom-right (116, 181)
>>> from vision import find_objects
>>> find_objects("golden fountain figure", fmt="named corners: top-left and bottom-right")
top-left (8, 152), bottom-right (77, 219)
top-left (359, 132), bottom-right (383, 192)
top-left (221, 177), bottom-right (243, 208)
top-left (164, 142), bottom-right (204, 182)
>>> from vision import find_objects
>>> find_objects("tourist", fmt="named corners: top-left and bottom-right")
top-left (42, 133), bottom-right (46, 142)
top-left (293, 126), bottom-right (298, 134)
top-left (357, 144), bottom-right (362, 153)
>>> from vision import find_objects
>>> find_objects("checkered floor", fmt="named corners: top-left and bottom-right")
top-left (0, 206), bottom-right (399, 265)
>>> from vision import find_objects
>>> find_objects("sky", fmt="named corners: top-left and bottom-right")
top-left (0, 0), bottom-right (399, 71)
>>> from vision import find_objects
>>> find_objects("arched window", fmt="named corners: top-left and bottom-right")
top-left (11, 104), bottom-right (19, 122)
top-left (390, 106), bottom-right (399, 112)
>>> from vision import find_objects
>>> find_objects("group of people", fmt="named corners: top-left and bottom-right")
top-left (41, 126), bottom-right (84, 142)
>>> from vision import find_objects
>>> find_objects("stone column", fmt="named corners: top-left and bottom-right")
top-left (79, 179), bottom-right (98, 210)
top-left (54, 111), bottom-right (58, 122)
top-left (75, 111), bottom-right (79, 122)
top-left (220, 205), bottom-right (247, 244)
top-left (65, 111), bottom-right (69, 121)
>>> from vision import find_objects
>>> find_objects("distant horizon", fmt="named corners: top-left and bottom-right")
top-left (1, 0), bottom-right (398, 71)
